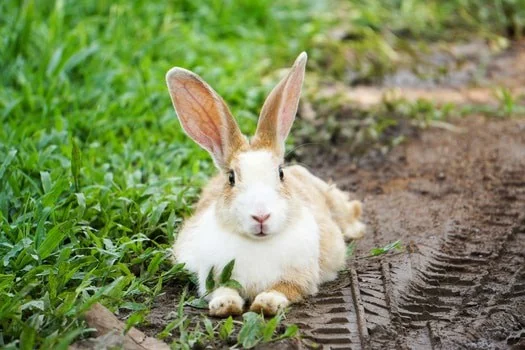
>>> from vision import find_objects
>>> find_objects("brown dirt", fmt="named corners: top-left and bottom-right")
top-left (287, 116), bottom-right (525, 349)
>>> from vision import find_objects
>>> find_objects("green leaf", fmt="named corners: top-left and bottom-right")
top-left (124, 311), bottom-right (145, 333)
top-left (55, 327), bottom-right (90, 350)
top-left (158, 316), bottom-right (187, 340)
top-left (280, 324), bottom-right (299, 339)
top-left (219, 259), bottom-right (235, 284)
top-left (0, 274), bottom-right (15, 292)
top-left (369, 240), bottom-right (402, 257)
top-left (238, 312), bottom-right (264, 349)
top-left (219, 316), bottom-right (234, 340)
top-left (148, 201), bottom-right (168, 229)
top-left (205, 266), bottom-right (215, 293)
top-left (262, 315), bottom-right (279, 341)
top-left (20, 326), bottom-right (36, 350)
top-left (221, 279), bottom-right (243, 291)
top-left (186, 298), bottom-right (208, 309)
top-left (3, 238), bottom-right (31, 267)
top-left (40, 171), bottom-right (52, 193)
top-left (37, 222), bottom-right (70, 260)
top-left (75, 193), bottom-right (86, 214)
top-left (146, 252), bottom-right (164, 277)
top-left (0, 149), bottom-right (17, 181)
top-left (21, 300), bottom-right (44, 311)
top-left (63, 44), bottom-right (99, 72)
top-left (120, 302), bottom-right (147, 311)
top-left (346, 240), bottom-right (357, 258)
top-left (203, 317), bottom-right (214, 337)
top-left (71, 137), bottom-right (81, 192)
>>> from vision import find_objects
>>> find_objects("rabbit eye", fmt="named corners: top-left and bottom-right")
top-left (228, 170), bottom-right (235, 186)
top-left (279, 166), bottom-right (284, 181)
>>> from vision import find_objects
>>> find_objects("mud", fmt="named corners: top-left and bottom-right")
top-left (287, 116), bottom-right (525, 349)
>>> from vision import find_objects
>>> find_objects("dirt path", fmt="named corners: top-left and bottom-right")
top-left (288, 116), bottom-right (525, 349)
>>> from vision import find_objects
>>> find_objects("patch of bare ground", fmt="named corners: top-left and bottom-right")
top-left (288, 116), bottom-right (525, 349)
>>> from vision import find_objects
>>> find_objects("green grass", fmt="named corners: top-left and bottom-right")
top-left (0, 0), bottom-right (328, 348)
top-left (1, 0), bottom-right (525, 348)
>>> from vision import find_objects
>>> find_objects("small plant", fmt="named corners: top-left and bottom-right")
top-left (185, 259), bottom-right (243, 309)
top-left (346, 240), bottom-right (358, 258)
top-left (494, 87), bottom-right (521, 117)
top-left (237, 311), bottom-right (299, 349)
top-left (369, 240), bottom-right (403, 256)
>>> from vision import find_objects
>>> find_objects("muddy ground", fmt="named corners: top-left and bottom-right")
top-left (288, 116), bottom-right (525, 350)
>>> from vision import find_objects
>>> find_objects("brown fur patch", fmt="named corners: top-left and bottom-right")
top-left (270, 281), bottom-right (304, 302)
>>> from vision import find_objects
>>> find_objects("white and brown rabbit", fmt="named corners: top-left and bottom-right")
top-left (166, 52), bottom-right (365, 317)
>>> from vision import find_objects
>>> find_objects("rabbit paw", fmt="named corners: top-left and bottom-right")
top-left (209, 288), bottom-right (244, 317)
top-left (250, 291), bottom-right (289, 316)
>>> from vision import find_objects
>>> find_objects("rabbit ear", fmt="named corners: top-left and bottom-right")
top-left (252, 52), bottom-right (307, 157)
top-left (166, 68), bottom-right (247, 170)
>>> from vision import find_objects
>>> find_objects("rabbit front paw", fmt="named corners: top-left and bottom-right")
top-left (250, 291), bottom-right (289, 316)
top-left (209, 287), bottom-right (244, 317)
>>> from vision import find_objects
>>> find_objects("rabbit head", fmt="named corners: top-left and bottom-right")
top-left (166, 53), bottom-right (307, 240)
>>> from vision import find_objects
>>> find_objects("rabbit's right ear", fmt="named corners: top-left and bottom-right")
top-left (166, 68), bottom-right (247, 170)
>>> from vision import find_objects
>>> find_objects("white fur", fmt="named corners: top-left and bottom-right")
top-left (175, 202), bottom-right (320, 298)
top-left (223, 150), bottom-right (289, 238)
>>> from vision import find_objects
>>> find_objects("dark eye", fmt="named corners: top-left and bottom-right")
top-left (279, 166), bottom-right (284, 181)
top-left (228, 170), bottom-right (235, 186)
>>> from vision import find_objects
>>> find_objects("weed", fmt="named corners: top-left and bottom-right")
top-left (369, 240), bottom-right (403, 257)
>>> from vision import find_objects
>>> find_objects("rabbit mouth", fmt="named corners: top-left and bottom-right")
top-left (252, 226), bottom-right (269, 238)
top-left (250, 223), bottom-right (270, 237)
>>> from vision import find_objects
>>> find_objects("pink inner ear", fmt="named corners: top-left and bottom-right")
top-left (278, 67), bottom-right (303, 141)
top-left (172, 80), bottom-right (224, 158)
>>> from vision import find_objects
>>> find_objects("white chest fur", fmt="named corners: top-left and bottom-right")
top-left (174, 203), bottom-right (320, 298)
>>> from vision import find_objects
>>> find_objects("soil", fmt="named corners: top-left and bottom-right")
top-left (287, 116), bottom-right (525, 349)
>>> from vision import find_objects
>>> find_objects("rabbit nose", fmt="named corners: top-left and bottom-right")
top-left (251, 213), bottom-right (270, 224)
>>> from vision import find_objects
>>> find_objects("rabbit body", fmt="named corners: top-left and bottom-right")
top-left (166, 53), bottom-right (365, 316)
top-left (175, 184), bottom-right (321, 299)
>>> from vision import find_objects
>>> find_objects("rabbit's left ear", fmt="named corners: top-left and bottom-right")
top-left (252, 52), bottom-right (307, 158)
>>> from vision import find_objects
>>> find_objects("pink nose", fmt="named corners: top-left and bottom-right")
top-left (251, 213), bottom-right (270, 224)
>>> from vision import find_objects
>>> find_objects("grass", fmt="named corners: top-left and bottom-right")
top-left (0, 0), bottom-right (328, 348)
top-left (1, 0), bottom-right (524, 348)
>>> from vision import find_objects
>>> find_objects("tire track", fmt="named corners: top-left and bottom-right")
top-left (289, 118), bottom-right (525, 349)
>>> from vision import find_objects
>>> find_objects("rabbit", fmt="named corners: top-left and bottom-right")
top-left (166, 52), bottom-right (365, 317)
